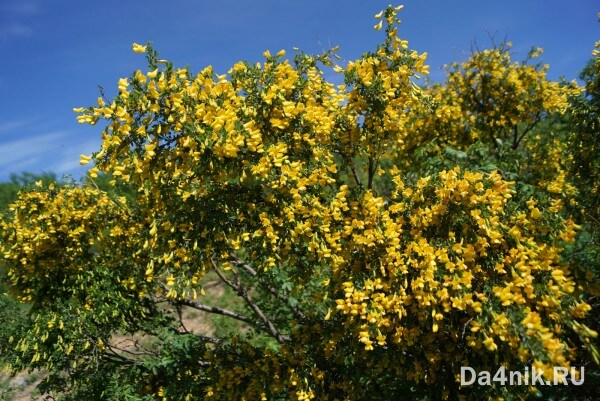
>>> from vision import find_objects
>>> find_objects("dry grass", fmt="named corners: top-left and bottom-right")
top-left (1, 370), bottom-right (43, 401)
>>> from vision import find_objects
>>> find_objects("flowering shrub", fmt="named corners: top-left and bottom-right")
top-left (1, 5), bottom-right (597, 401)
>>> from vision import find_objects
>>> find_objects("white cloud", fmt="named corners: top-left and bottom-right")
top-left (0, 131), bottom-right (69, 171)
top-left (0, 1), bottom-right (38, 41)
top-left (49, 136), bottom-right (102, 179)
top-left (0, 129), bottom-right (101, 180)
top-left (0, 114), bottom-right (106, 182)
top-left (0, 119), bottom-right (31, 135)
top-left (2, 1), bottom-right (39, 15)
top-left (0, 23), bottom-right (33, 38)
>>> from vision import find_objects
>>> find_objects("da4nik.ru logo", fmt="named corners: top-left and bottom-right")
top-left (460, 366), bottom-right (585, 386)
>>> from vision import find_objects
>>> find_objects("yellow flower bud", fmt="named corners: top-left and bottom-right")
top-left (132, 42), bottom-right (147, 53)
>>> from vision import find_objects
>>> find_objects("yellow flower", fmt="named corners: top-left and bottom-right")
top-left (118, 77), bottom-right (129, 92)
top-left (132, 42), bottom-right (147, 53)
top-left (374, 21), bottom-right (383, 31)
top-left (79, 154), bottom-right (92, 166)
top-left (482, 336), bottom-right (497, 351)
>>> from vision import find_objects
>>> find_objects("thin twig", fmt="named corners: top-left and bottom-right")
top-left (367, 156), bottom-right (374, 190)
top-left (176, 298), bottom-right (256, 326)
top-left (229, 254), bottom-right (306, 320)
top-left (350, 163), bottom-right (363, 188)
top-left (461, 317), bottom-right (474, 339)
top-left (211, 258), bottom-right (290, 343)
top-left (514, 112), bottom-right (541, 150)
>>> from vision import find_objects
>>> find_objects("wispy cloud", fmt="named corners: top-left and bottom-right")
top-left (49, 135), bottom-right (101, 179)
top-left (2, 1), bottom-right (39, 15)
top-left (0, 131), bottom-right (70, 171)
top-left (0, 1), bottom-right (39, 41)
top-left (0, 128), bottom-right (101, 181)
top-left (0, 119), bottom-right (33, 135)
top-left (0, 23), bottom-right (33, 38)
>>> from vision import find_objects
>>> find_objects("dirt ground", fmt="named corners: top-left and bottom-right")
top-left (1, 370), bottom-right (43, 401)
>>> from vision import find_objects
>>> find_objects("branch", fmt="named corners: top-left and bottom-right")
top-left (189, 334), bottom-right (223, 345)
top-left (108, 337), bottom-right (159, 358)
top-left (332, 148), bottom-right (362, 188)
top-left (107, 343), bottom-right (151, 358)
top-left (467, 81), bottom-right (500, 152)
top-left (211, 258), bottom-right (290, 343)
top-left (461, 317), bottom-right (474, 339)
top-left (170, 298), bottom-right (188, 335)
top-left (176, 298), bottom-right (256, 326)
top-left (101, 349), bottom-right (135, 366)
top-left (229, 254), bottom-right (306, 320)
top-left (98, 85), bottom-right (111, 104)
top-left (367, 156), bottom-right (374, 190)
top-left (514, 112), bottom-right (541, 150)
top-left (349, 159), bottom-right (363, 188)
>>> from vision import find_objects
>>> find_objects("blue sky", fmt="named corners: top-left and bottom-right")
top-left (1, 0), bottom-right (598, 183)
